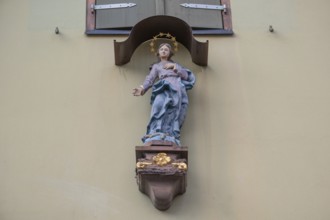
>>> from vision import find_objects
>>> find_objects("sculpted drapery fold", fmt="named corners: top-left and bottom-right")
top-left (133, 43), bottom-right (195, 145)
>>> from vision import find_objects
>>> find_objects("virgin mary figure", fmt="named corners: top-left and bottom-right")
top-left (133, 43), bottom-right (195, 145)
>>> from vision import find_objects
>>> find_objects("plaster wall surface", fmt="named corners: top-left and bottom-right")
top-left (1, 0), bottom-right (330, 219)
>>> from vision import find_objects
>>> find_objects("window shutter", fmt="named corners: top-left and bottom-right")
top-left (164, 0), bottom-right (223, 29)
top-left (95, 0), bottom-right (158, 29)
top-left (86, 0), bottom-right (232, 35)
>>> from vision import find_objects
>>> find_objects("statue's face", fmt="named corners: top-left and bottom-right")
top-left (158, 45), bottom-right (170, 59)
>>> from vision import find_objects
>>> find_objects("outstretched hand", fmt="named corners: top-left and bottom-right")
top-left (132, 87), bottom-right (144, 96)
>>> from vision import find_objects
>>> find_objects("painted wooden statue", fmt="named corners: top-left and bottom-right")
top-left (133, 43), bottom-right (195, 146)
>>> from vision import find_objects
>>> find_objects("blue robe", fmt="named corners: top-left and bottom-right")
top-left (141, 61), bottom-right (195, 145)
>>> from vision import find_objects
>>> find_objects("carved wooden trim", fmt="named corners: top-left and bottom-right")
top-left (86, 0), bottom-right (95, 32)
top-left (221, 0), bottom-right (233, 31)
top-left (136, 146), bottom-right (188, 163)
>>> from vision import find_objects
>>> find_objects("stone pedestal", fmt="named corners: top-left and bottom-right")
top-left (135, 141), bottom-right (188, 210)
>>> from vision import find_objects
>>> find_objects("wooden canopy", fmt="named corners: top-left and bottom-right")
top-left (114, 15), bottom-right (208, 66)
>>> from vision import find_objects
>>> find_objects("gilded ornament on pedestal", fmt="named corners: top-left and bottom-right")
top-left (136, 152), bottom-right (187, 170)
top-left (153, 153), bottom-right (171, 166)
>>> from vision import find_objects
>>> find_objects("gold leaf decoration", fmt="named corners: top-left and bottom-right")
top-left (172, 162), bottom-right (188, 171)
top-left (149, 32), bottom-right (179, 53)
top-left (136, 161), bottom-right (153, 169)
top-left (152, 153), bottom-right (171, 166)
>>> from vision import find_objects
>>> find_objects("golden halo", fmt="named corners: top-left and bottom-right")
top-left (149, 32), bottom-right (179, 53)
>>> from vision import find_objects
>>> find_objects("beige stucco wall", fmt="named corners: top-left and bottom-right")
top-left (1, 0), bottom-right (330, 219)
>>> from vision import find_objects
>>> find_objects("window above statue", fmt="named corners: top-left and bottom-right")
top-left (86, 0), bottom-right (233, 35)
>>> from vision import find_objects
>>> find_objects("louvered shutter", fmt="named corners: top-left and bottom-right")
top-left (87, 0), bottom-right (231, 35)
top-left (164, 0), bottom-right (223, 29)
top-left (95, 0), bottom-right (158, 29)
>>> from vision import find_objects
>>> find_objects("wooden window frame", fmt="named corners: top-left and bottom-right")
top-left (85, 0), bottom-right (233, 35)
